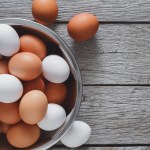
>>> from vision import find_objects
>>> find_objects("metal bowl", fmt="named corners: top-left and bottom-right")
top-left (0, 18), bottom-right (82, 150)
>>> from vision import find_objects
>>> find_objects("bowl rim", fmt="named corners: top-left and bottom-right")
top-left (0, 18), bottom-right (82, 150)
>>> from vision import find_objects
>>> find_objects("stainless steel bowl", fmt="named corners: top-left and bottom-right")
top-left (0, 18), bottom-right (82, 150)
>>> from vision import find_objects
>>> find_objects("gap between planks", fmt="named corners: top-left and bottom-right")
top-left (54, 144), bottom-right (150, 147)
top-left (49, 146), bottom-right (150, 150)
top-left (83, 84), bottom-right (150, 86)
top-left (54, 21), bottom-right (150, 24)
top-left (2, 0), bottom-right (150, 22)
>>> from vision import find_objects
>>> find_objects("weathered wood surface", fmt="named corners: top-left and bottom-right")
top-left (1, 0), bottom-right (150, 22)
top-left (50, 24), bottom-right (150, 85)
top-left (51, 147), bottom-right (150, 150)
top-left (74, 86), bottom-right (150, 144)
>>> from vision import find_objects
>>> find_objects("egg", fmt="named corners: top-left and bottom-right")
top-left (0, 123), bottom-right (10, 134)
top-left (61, 121), bottom-right (91, 148)
top-left (42, 55), bottom-right (70, 83)
top-left (0, 60), bottom-right (9, 74)
top-left (67, 13), bottom-right (99, 42)
top-left (9, 52), bottom-right (42, 81)
top-left (0, 74), bottom-right (23, 103)
top-left (0, 102), bottom-right (21, 124)
top-left (23, 78), bottom-right (45, 94)
top-left (7, 122), bottom-right (40, 148)
top-left (32, 0), bottom-right (58, 25)
top-left (20, 35), bottom-right (47, 60)
top-left (19, 90), bottom-right (48, 124)
top-left (0, 24), bottom-right (20, 56)
top-left (45, 82), bottom-right (67, 104)
top-left (38, 104), bottom-right (66, 131)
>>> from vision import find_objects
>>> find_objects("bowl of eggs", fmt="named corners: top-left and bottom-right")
top-left (0, 18), bottom-right (82, 149)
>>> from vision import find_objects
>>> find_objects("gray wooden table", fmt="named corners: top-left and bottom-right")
top-left (2, 0), bottom-right (150, 149)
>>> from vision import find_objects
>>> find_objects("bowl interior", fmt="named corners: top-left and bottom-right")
top-left (0, 19), bottom-right (82, 150)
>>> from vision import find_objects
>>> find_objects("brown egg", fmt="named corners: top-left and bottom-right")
top-left (67, 13), bottom-right (99, 42)
top-left (20, 35), bottom-right (47, 60)
top-left (23, 78), bottom-right (45, 94)
top-left (0, 102), bottom-right (21, 124)
top-left (45, 82), bottom-right (67, 104)
top-left (0, 60), bottom-right (9, 74)
top-left (7, 122), bottom-right (40, 148)
top-left (32, 0), bottom-right (58, 25)
top-left (19, 90), bottom-right (48, 124)
top-left (1, 123), bottom-right (10, 134)
top-left (8, 52), bottom-right (42, 81)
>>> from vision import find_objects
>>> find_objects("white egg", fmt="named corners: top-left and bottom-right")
top-left (0, 74), bottom-right (23, 103)
top-left (38, 104), bottom-right (66, 131)
top-left (42, 55), bottom-right (70, 83)
top-left (0, 24), bottom-right (20, 56)
top-left (61, 121), bottom-right (91, 148)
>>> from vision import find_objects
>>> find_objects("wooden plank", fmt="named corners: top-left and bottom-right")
top-left (1, 0), bottom-right (150, 22)
top-left (51, 147), bottom-right (150, 150)
top-left (75, 86), bottom-right (150, 144)
top-left (49, 24), bottom-right (150, 85)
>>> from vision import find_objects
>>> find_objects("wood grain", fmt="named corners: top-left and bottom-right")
top-left (75, 86), bottom-right (150, 144)
top-left (1, 0), bottom-right (150, 22)
top-left (50, 24), bottom-right (150, 85)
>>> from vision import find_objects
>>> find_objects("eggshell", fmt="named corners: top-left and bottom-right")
top-left (20, 35), bottom-right (47, 60)
top-left (19, 90), bottom-right (48, 124)
top-left (32, 0), bottom-right (58, 25)
top-left (0, 74), bottom-right (23, 103)
top-left (8, 52), bottom-right (42, 81)
top-left (0, 123), bottom-right (10, 134)
top-left (0, 102), bottom-right (21, 124)
top-left (0, 60), bottom-right (9, 74)
top-left (38, 104), bottom-right (66, 131)
top-left (23, 78), bottom-right (45, 94)
top-left (42, 55), bottom-right (70, 83)
top-left (7, 122), bottom-right (40, 148)
top-left (61, 121), bottom-right (91, 148)
top-left (45, 82), bottom-right (67, 104)
top-left (0, 24), bottom-right (20, 56)
top-left (67, 13), bottom-right (99, 42)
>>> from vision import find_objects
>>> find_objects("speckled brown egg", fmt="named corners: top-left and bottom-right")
top-left (0, 102), bottom-right (21, 124)
top-left (45, 82), bottom-right (67, 104)
top-left (19, 90), bottom-right (48, 124)
top-left (32, 0), bottom-right (58, 25)
top-left (23, 78), bottom-right (45, 94)
top-left (67, 13), bottom-right (99, 42)
top-left (0, 60), bottom-right (9, 74)
top-left (8, 52), bottom-right (42, 81)
top-left (7, 122), bottom-right (40, 148)
top-left (20, 35), bottom-right (47, 60)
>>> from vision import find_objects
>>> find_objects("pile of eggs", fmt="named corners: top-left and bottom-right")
top-left (0, 24), bottom-right (70, 148)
